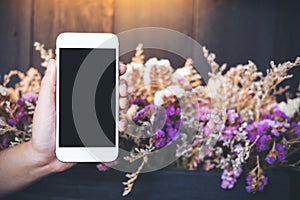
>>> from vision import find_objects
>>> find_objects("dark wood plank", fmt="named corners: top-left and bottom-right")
top-left (274, 0), bottom-right (300, 98)
top-left (32, 0), bottom-right (114, 68)
top-left (114, 0), bottom-right (194, 66)
top-left (114, 0), bottom-right (193, 35)
top-left (193, 0), bottom-right (278, 68)
top-left (0, 0), bottom-right (32, 75)
top-left (6, 165), bottom-right (292, 200)
top-left (274, 1), bottom-right (300, 62)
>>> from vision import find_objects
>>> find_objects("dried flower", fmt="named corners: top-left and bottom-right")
top-left (278, 97), bottom-right (300, 118)
top-left (246, 156), bottom-right (268, 193)
top-left (221, 168), bottom-right (242, 189)
top-left (1, 43), bottom-right (299, 196)
top-left (275, 143), bottom-right (286, 162)
top-left (33, 42), bottom-right (55, 67)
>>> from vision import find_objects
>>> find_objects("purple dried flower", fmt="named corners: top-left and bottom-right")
top-left (17, 111), bottom-right (27, 123)
top-left (221, 126), bottom-right (238, 141)
top-left (17, 92), bottom-right (38, 105)
top-left (165, 127), bottom-right (178, 140)
top-left (245, 172), bottom-right (268, 193)
top-left (246, 119), bottom-right (273, 143)
top-left (203, 125), bottom-right (211, 137)
top-left (273, 109), bottom-right (289, 121)
top-left (166, 105), bottom-right (175, 116)
top-left (2, 138), bottom-right (9, 149)
top-left (175, 120), bottom-right (181, 130)
top-left (7, 92), bottom-right (38, 127)
top-left (257, 122), bottom-right (271, 135)
top-left (295, 123), bottom-right (300, 137)
top-left (133, 104), bottom-right (156, 121)
top-left (130, 98), bottom-right (145, 107)
top-left (265, 156), bottom-right (276, 165)
top-left (265, 141), bottom-right (286, 164)
top-left (8, 118), bottom-right (18, 127)
top-left (227, 109), bottom-right (239, 124)
top-left (156, 129), bottom-right (165, 137)
top-left (152, 108), bottom-right (167, 131)
top-left (276, 143), bottom-right (286, 162)
top-left (246, 124), bottom-right (258, 142)
top-left (221, 168), bottom-right (242, 189)
top-left (246, 174), bottom-right (252, 185)
top-left (262, 114), bottom-right (273, 120)
top-left (175, 108), bottom-right (181, 115)
top-left (256, 135), bottom-right (272, 152)
top-left (165, 118), bottom-right (173, 127)
top-left (152, 130), bottom-right (167, 148)
top-left (197, 105), bottom-right (210, 122)
top-left (8, 111), bottom-right (28, 127)
top-left (265, 141), bottom-right (277, 165)
top-left (271, 129), bottom-right (280, 137)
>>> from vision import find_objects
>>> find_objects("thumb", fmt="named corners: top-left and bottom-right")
top-left (32, 59), bottom-right (56, 142)
top-left (39, 59), bottom-right (56, 108)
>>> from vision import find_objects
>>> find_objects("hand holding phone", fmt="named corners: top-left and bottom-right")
top-left (56, 33), bottom-right (119, 162)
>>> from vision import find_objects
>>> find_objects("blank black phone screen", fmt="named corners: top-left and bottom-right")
top-left (59, 48), bottom-right (116, 147)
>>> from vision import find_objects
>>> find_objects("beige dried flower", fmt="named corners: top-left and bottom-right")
top-left (122, 144), bottom-right (155, 196)
top-left (3, 68), bottom-right (41, 101)
top-left (122, 62), bottom-right (144, 92)
top-left (122, 158), bottom-right (145, 196)
top-left (34, 42), bottom-right (55, 68)
top-left (144, 58), bottom-right (174, 95)
top-left (202, 47), bottom-right (300, 121)
top-left (173, 58), bottom-right (202, 89)
top-left (121, 44), bottom-right (145, 92)
top-left (131, 43), bottom-right (145, 64)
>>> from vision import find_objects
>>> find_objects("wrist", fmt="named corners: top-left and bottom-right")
top-left (25, 141), bottom-right (56, 174)
top-left (26, 140), bottom-right (74, 173)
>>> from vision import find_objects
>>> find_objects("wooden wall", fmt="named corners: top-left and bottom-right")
top-left (0, 0), bottom-right (299, 94)
top-left (0, 0), bottom-right (32, 74)
top-left (0, 0), bottom-right (114, 75)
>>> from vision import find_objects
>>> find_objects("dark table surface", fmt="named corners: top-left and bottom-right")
top-left (3, 164), bottom-right (300, 200)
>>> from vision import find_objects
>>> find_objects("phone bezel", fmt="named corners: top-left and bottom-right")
top-left (55, 32), bottom-right (119, 162)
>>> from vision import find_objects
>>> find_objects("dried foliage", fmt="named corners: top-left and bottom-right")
top-left (122, 157), bottom-right (146, 196)
top-left (118, 44), bottom-right (300, 195)
top-left (3, 68), bottom-right (41, 101)
top-left (33, 42), bottom-right (55, 68)
top-left (0, 42), bottom-right (50, 149)
top-left (173, 58), bottom-right (202, 90)
top-left (131, 43), bottom-right (145, 64)
top-left (1, 42), bottom-right (299, 196)
top-left (201, 47), bottom-right (300, 121)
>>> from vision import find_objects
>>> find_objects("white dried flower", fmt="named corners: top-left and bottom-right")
top-left (144, 58), bottom-right (173, 89)
top-left (154, 85), bottom-right (185, 106)
top-left (0, 85), bottom-right (8, 96)
top-left (278, 97), bottom-right (300, 118)
top-left (126, 105), bottom-right (139, 119)
top-left (121, 62), bottom-right (144, 91)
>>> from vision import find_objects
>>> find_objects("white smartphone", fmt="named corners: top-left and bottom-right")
top-left (56, 33), bottom-right (119, 162)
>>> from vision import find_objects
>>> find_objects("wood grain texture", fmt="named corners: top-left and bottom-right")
top-left (274, 1), bottom-right (300, 63)
top-left (274, 0), bottom-right (300, 98)
top-left (0, 0), bottom-right (298, 93)
top-left (32, 0), bottom-right (114, 68)
top-left (114, 0), bottom-right (194, 35)
top-left (0, 0), bottom-right (32, 75)
top-left (114, 0), bottom-right (194, 66)
top-left (193, 0), bottom-right (278, 68)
